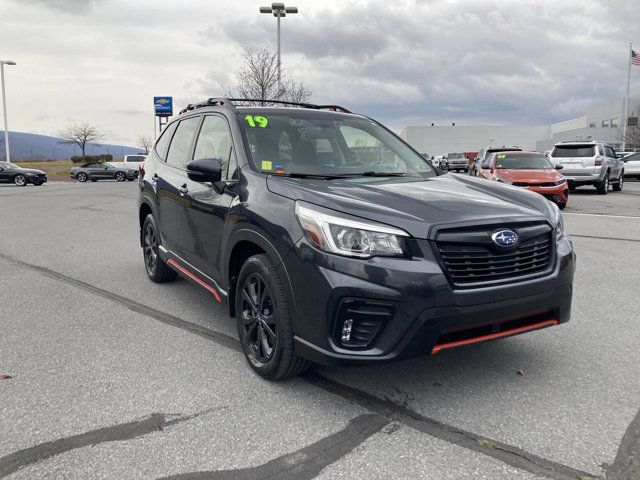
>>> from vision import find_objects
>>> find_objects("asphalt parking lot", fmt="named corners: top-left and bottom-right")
top-left (1, 179), bottom-right (639, 480)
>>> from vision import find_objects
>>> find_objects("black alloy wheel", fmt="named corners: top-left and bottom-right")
top-left (235, 254), bottom-right (309, 380)
top-left (143, 220), bottom-right (159, 277)
top-left (141, 214), bottom-right (177, 283)
top-left (240, 273), bottom-right (277, 363)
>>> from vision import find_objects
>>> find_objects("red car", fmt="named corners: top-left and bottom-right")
top-left (477, 151), bottom-right (568, 209)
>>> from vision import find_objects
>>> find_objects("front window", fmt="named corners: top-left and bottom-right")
top-left (552, 145), bottom-right (595, 157)
top-left (494, 153), bottom-right (553, 170)
top-left (237, 110), bottom-right (435, 178)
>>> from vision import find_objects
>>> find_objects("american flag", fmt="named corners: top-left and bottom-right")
top-left (632, 49), bottom-right (640, 66)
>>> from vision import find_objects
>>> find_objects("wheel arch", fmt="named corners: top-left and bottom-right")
top-left (225, 229), bottom-right (295, 319)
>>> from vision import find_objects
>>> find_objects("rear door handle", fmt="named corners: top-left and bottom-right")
top-left (179, 183), bottom-right (188, 195)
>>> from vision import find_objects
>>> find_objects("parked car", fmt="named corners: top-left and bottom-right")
top-left (471, 146), bottom-right (522, 176)
top-left (0, 161), bottom-right (47, 186)
top-left (622, 152), bottom-right (640, 179)
top-left (445, 152), bottom-right (467, 172)
top-left (123, 154), bottom-right (146, 168)
top-left (476, 151), bottom-right (568, 209)
top-left (549, 141), bottom-right (623, 194)
top-left (138, 98), bottom-right (575, 380)
top-left (70, 162), bottom-right (139, 182)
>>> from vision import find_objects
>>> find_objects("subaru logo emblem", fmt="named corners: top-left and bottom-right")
top-left (491, 230), bottom-right (518, 247)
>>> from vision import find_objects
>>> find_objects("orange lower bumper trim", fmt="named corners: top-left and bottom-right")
top-left (431, 319), bottom-right (559, 355)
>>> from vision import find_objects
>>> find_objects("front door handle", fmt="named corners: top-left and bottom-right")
top-left (179, 183), bottom-right (188, 195)
top-left (151, 173), bottom-right (159, 183)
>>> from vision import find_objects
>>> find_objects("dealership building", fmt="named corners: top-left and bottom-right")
top-left (400, 98), bottom-right (640, 156)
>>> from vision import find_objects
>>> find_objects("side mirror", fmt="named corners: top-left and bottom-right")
top-left (555, 164), bottom-right (564, 170)
top-left (187, 158), bottom-right (225, 193)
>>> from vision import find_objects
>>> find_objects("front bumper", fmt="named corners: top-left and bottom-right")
top-left (526, 185), bottom-right (568, 205)
top-left (287, 235), bottom-right (575, 367)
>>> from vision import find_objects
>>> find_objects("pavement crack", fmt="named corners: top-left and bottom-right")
top-left (0, 253), bottom-right (614, 480)
top-left (606, 405), bottom-right (640, 480)
top-left (0, 409), bottom-right (214, 479)
top-left (303, 372), bottom-right (602, 480)
top-left (0, 252), bottom-right (241, 353)
top-left (156, 413), bottom-right (389, 480)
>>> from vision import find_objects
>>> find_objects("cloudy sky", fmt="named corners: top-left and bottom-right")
top-left (1, 0), bottom-right (639, 146)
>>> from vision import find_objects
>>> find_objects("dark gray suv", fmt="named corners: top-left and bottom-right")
top-left (138, 98), bottom-right (576, 380)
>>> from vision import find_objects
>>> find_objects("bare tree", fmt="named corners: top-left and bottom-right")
top-left (58, 123), bottom-right (104, 156)
top-left (227, 48), bottom-right (311, 105)
top-left (137, 135), bottom-right (153, 154)
top-left (619, 109), bottom-right (640, 150)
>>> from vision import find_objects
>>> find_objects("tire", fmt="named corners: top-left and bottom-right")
top-left (142, 214), bottom-right (177, 283)
top-left (14, 174), bottom-right (27, 187)
top-left (569, 185), bottom-right (576, 191)
top-left (33, 181), bottom-right (42, 186)
top-left (116, 172), bottom-right (126, 182)
top-left (236, 254), bottom-right (310, 380)
top-left (612, 173), bottom-right (624, 191)
top-left (596, 173), bottom-right (609, 195)
top-left (557, 202), bottom-right (566, 210)
top-left (77, 172), bottom-right (88, 182)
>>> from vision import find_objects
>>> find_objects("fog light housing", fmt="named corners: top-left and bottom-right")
top-left (341, 319), bottom-right (353, 342)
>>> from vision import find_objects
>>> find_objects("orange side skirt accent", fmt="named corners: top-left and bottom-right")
top-left (167, 258), bottom-right (222, 303)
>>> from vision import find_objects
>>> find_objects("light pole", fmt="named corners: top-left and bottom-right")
top-left (1, 60), bottom-right (16, 163)
top-left (259, 2), bottom-right (298, 97)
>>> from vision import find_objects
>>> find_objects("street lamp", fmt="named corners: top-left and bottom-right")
top-left (259, 2), bottom-right (298, 96)
top-left (1, 60), bottom-right (16, 163)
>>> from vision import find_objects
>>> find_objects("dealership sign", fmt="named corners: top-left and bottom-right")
top-left (154, 96), bottom-right (173, 117)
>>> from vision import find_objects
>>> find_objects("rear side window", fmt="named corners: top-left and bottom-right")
top-left (166, 116), bottom-right (201, 168)
top-left (552, 145), bottom-right (595, 157)
top-left (154, 122), bottom-right (178, 161)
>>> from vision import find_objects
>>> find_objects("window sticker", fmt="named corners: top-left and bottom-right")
top-left (261, 160), bottom-right (272, 170)
top-left (245, 115), bottom-right (269, 128)
top-left (274, 163), bottom-right (285, 174)
top-left (497, 154), bottom-right (506, 159)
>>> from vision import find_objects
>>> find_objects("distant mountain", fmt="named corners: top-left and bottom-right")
top-left (0, 131), bottom-right (142, 161)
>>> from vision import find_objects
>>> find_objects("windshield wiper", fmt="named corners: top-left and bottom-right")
top-left (347, 171), bottom-right (407, 177)
top-left (276, 172), bottom-right (348, 180)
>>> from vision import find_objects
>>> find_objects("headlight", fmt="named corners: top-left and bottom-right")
top-left (295, 203), bottom-right (409, 258)
top-left (554, 178), bottom-right (566, 186)
top-left (551, 202), bottom-right (564, 241)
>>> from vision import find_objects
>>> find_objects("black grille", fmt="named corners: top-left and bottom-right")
top-left (513, 181), bottom-right (555, 187)
top-left (436, 227), bottom-right (553, 286)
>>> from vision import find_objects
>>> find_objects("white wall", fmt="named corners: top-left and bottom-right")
top-left (400, 125), bottom-right (551, 156)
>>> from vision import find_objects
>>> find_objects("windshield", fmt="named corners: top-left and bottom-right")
top-left (126, 156), bottom-right (145, 163)
top-left (447, 153), bottom-right (464, 159)
top-left (0, 162), bottom-right (16, 170)
top-left (237, 111), bottom-right (435, 178)
top-left (552, 145), bottom-right (595, 157)
top-left (494, 153), bottom-right (553, 169)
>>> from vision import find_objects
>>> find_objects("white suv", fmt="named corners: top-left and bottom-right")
top-left (549, 141), bottom-right (624, 194)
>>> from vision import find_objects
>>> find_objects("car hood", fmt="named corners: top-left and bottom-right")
top-left (17, 167), bottom-right (45, 175)
top-left (495, 169), bottom-right (562, 182)
top-left (267, 173), bottom-right (553, 239)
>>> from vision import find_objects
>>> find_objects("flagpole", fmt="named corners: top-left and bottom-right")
top-left (622, 42), bottom-right (632, 152)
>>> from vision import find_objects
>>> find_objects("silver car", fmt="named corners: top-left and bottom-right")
top-left (622, 152), bottom-right (640, 179)
top-left (549, 141), bottom-right (624, 194)
top-left (70, 162), bottom-right (139, 183)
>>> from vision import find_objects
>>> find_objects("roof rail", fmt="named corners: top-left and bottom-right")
top-left (179, 97), bottom-right (351, 114)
